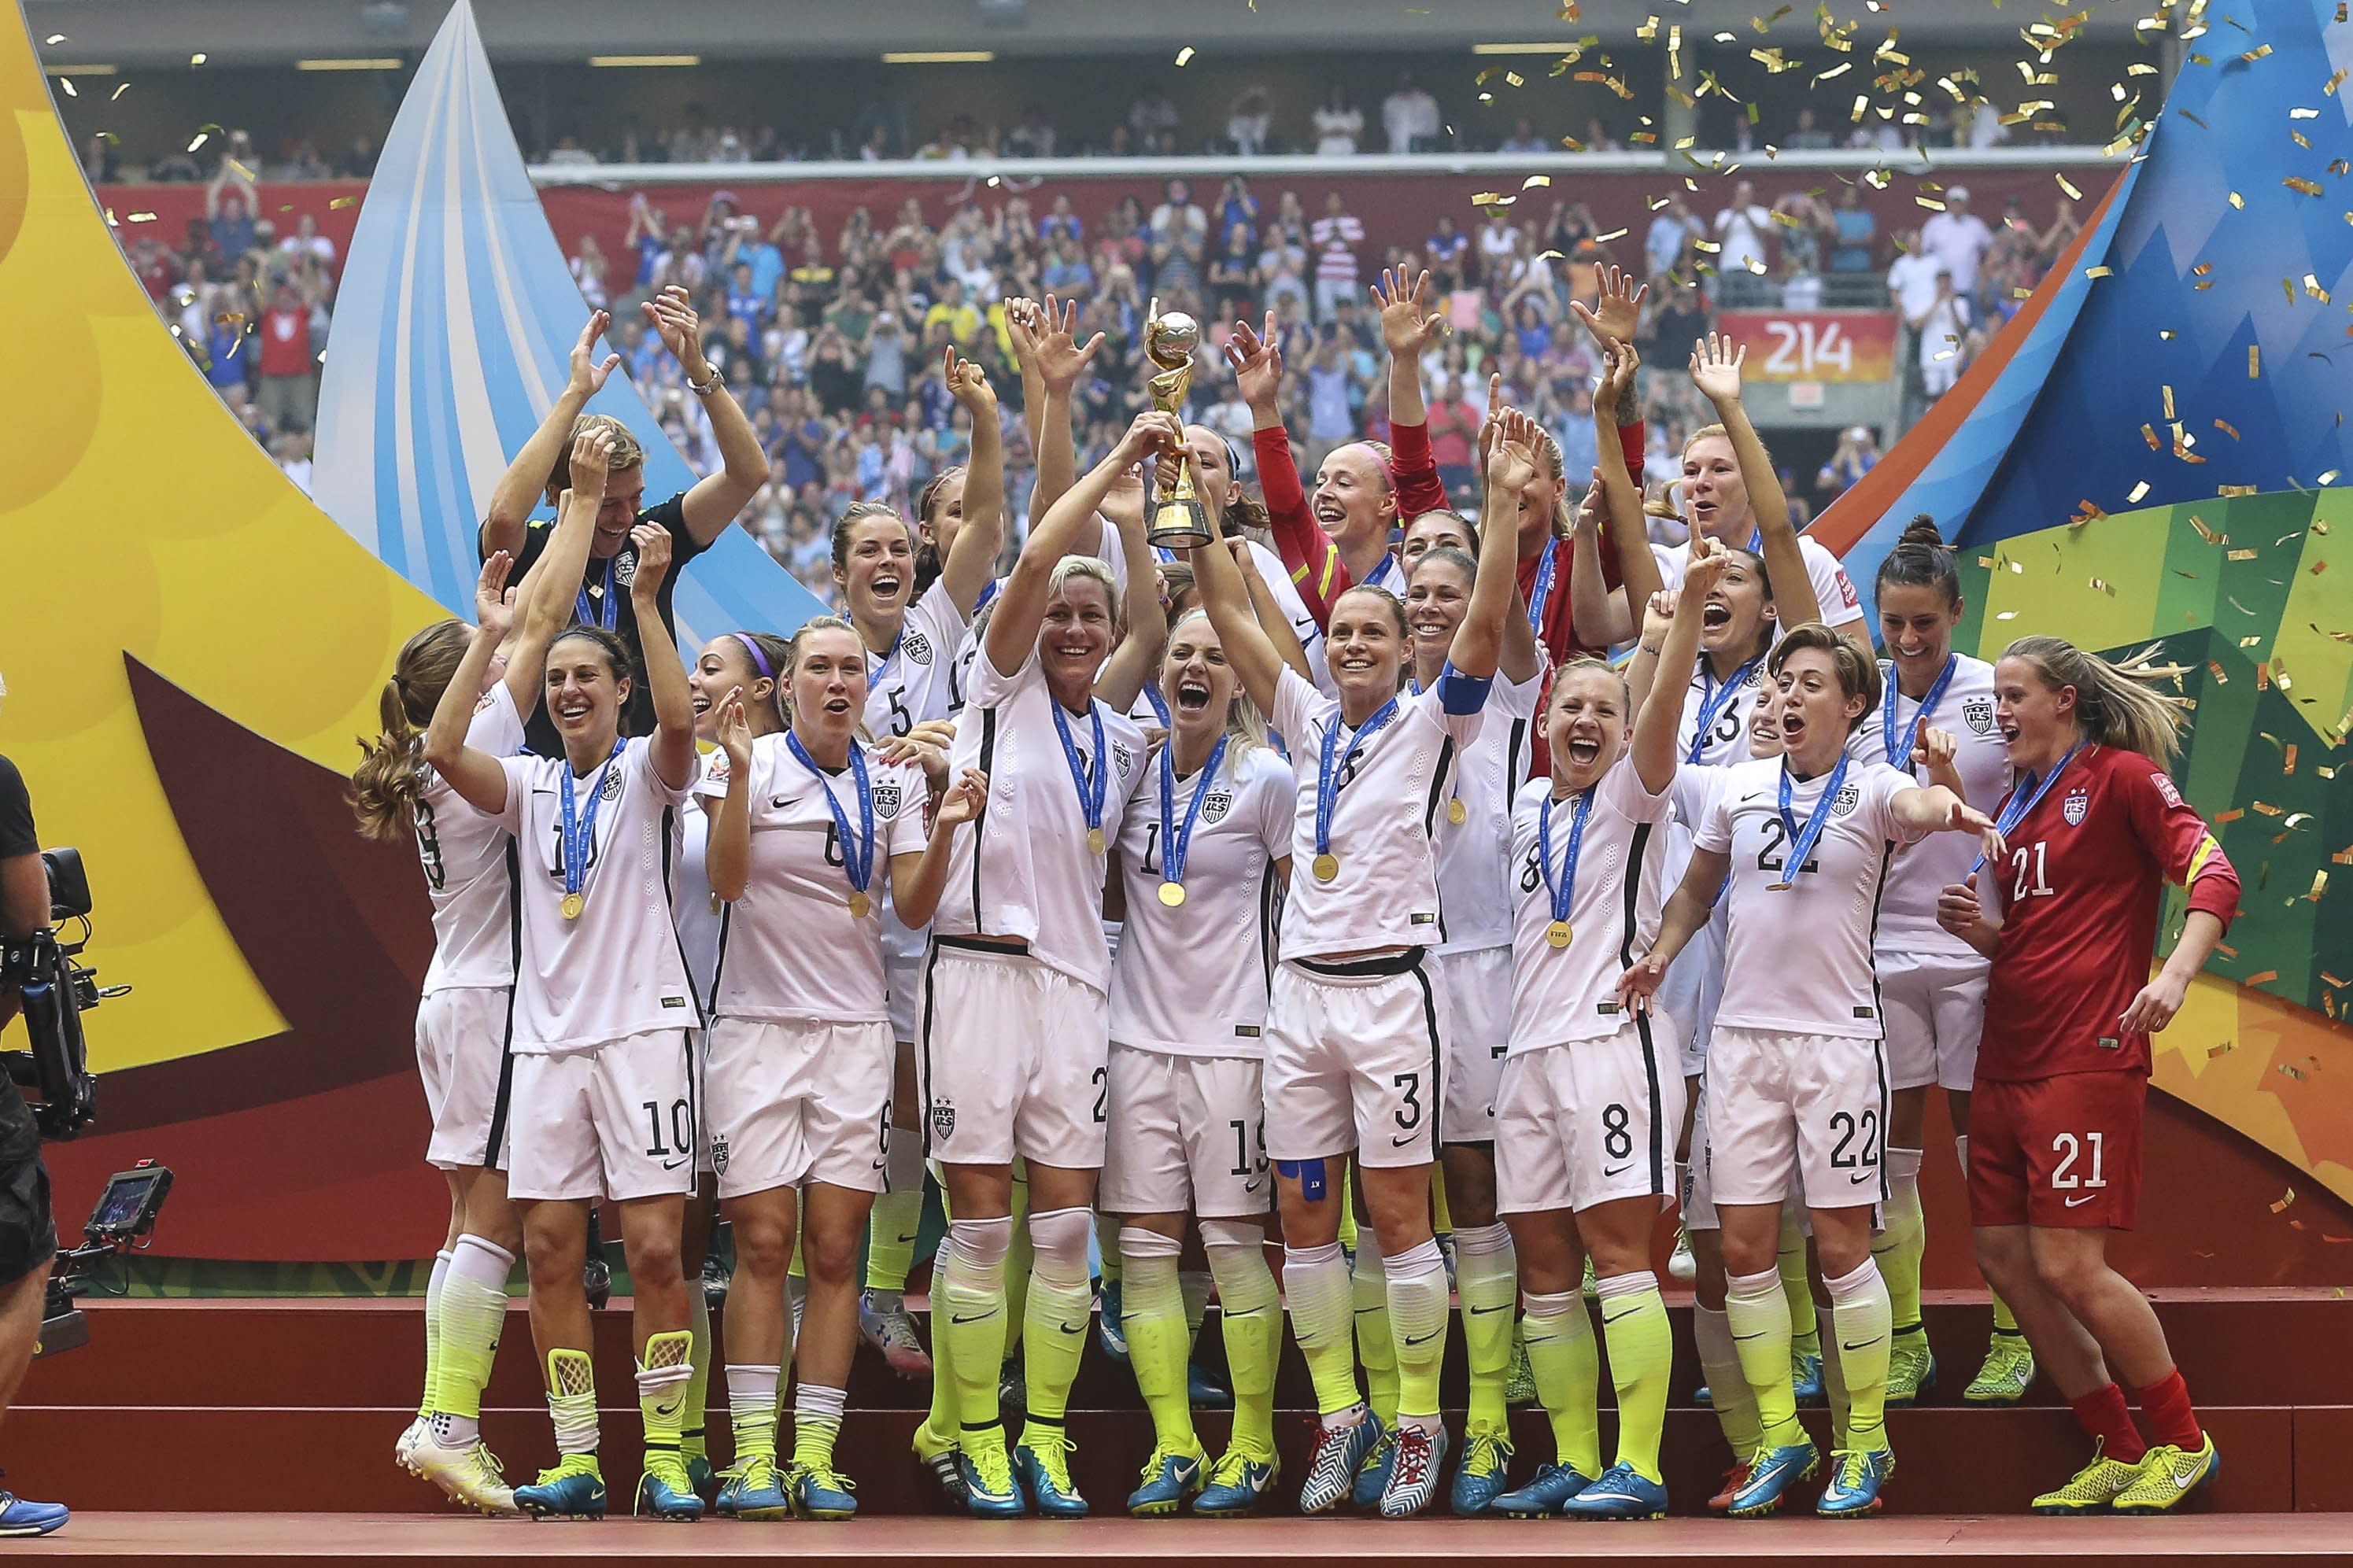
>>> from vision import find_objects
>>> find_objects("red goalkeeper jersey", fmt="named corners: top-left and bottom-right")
top-left (1978, 743), bottom-right (2239, 1082)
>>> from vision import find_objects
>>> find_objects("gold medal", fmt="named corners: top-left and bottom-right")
top-left (848, 891), bottom-right (872, 919)
top-left (1312, 852), bottom-right (1340, 883)
top-left (1158, 880), bottom-right (1186, 907)
top-left (1088, 827), bottom-right (1106, 854)
top-left (560, 891), bottom-right (585, 921)
top-left (1546, 920), bottom-right (1572, 949)
top-left (1447, 798), bottom-right (1468, 825)
top-left (1766, 880), bottom-right (1793, 892)
top-left (710, 891), bottom-right (722, 916)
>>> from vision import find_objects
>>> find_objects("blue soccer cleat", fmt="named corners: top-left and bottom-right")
top-left (1193, 1444), bottom-right (1280, 1518)
top-left (1127, 1444), bottom-right (1207, 1517)
top-left (1728, 1440), bottom-right (1820, 1518)
top-left (713, 1455), bottom-right (792, 1521)
top-left (1561, 1459), bottom-right (1669, 1520)
top-left (1099, 1281), bottom-right (1130, 1361)
top-left (1793, 1348), bottom-right (1827, 1407)
top-left (1449, 1424), bottom-right (1514, 1516)
top-left (1816, 1447), bottom-right (1896, 1518)
top-left (1694, 1382), bottom-right (1715, 1406)
top-left (959, 1438), bottom-right (1028, 1518)
top-left (515, 1453), bottom-right (606, 1520)
top-left (1492, 1460), bottom-right (1593, 1518)
top-left (1014, 1430), bottom-right (1089, 1518)
top-left (1189, 1358), bottom-right (1233, 1409)
top-left (0, 1490), bottom-right (68, 1538)
top-left (790, 1462), bottom-right (859, 1521)
top-left (1299, 1414), bottom-right (1380, 1515)
top-left (635, 1452), bottom-right (704, 1522)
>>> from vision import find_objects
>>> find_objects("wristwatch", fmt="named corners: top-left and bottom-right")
top-left (687, 365), bottom-right (726, 396)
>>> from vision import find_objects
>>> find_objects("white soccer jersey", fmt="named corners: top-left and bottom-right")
top-left (1694, 756), bottom-right (1928, 1039)
top-left (1847, 653), bottom-right (2010, 961)
top-left (1435, 666), bottom-right (1545, 954)
top-left (495, 739), bottom-right (700, 1053)
top-left (1675, 654), bottom-right (1773, 769)
top-left (674, 791), bottom-right (722, 1011)
top-left (693, 734), bottom-right (929, 1024)
top-left (418, 684), bottom-right (526, 994)
top-left (1269, 665), bottom-right (1486, 963)
top-left (1505, 762), bottom-right (1676, 1055)
top-left (1108, 742), bottom-right (1295, 1057)
top-left (933, 641), bottom-right (1151, 994)
top-left (865, 578), bottom-right (970, 741)
top-left (1657, 533), bottom-right (1861, 628)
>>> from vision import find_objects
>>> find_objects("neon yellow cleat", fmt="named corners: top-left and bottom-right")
top-left (2110, 1435), bottom-right (2219, 1515)
top-left (2030, 1439), bottom-right (2146, 1515)
top-left (1964, 1333), bottom-right (2036, 1404)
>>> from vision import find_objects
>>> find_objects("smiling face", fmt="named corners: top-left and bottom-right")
top-left (1701, 548), bottom-right (1773, 659)
top-left (1326, 587), bottom-right (1409, 710)
top-left (1402, 511), bottom-right (1472, 566)
top-left (1405, 552), bottom-right (1472, 666)
top-left (545, 634), bottom-right (629, 761)
top-left (1878, 581), bottom-right (1961, 674)
top-left (1993, 653), bottom-right (2075, 769)
top-left (1774, 646), bottom-right (1866, 769)
top-left (1311, 444), bottom-right (1398, 550)
top-left (1681, 434), bottom-right (1751, 546)
top-left (1039, 569), bottom-right (1117, 700)
top-left (1547, 663), bottom-right (1630, 791)
top-left (788, 625), bottom-right (869, 749)
top-left (833, 513), bottom-right (916, 622)
top-left (584, 464), bottom-right (648, 559)
top-left (1161, 611), bottom-right (1239, 739)
top-left (689, 636), bottom-right (770, 742)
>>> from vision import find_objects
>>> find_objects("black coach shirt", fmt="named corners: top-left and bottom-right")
top-left (0, 755), bottom-right (32, 861)
top-left (499, 491), bottom-right (712, 758)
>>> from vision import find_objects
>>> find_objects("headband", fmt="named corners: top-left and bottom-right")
top-left (732, 633), bottom-right (775, 680)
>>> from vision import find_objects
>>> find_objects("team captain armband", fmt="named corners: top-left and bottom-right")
top-left (1431, 661), bottom-right (1493, 716)
top-left (2181, 832), bottom-right (2240, 928)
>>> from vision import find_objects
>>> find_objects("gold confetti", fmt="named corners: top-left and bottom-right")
top-left (2142, 424), bottom-right (2163, 450)
top-left (2229, 547), bottom-right (2260, 560)
top-left (2229, 190), bottom-right (2245, 208)
top-left (2163, 385), bottom-right (2177, 419)
top-left (2244, 43), bottom-right (2275, 61)
top-left (2216, 808), bottom-right (2246, 822)
top-left (2288, 743), bottom-right (2300, 773)
top-left (2248, 346), bottom-right (2262, 378)
top-left (2057, 172), bottom-right (2082, 199)
top-left (2128, 481), bottom-right (2152, 503)
top-left (2287, 175), bottom-right (2326, 197)
top-left (56, 76), bottom-right (76, 98)
top-left (2091, 577), bottom-right (2116, 596)
top-left (125, 210), bottom-right (156, 223)
top-left (2084, 264), bottom-right (2113, 279)
top-left (1174, 46), bottom-right (1195, 66)
top-left (1592, 227), bottom-right (1629, 243)
top-left (1523, 175), bottom-right (1553, 189)
top-left (2270, 1187), bottom-right (2297, 1213)
top-left (329, 195), bottom-right (360, 210)
top-left (1996, 610), bottom-right (2019, 620)
top-left (190, 52), bottom-right (206, 65)
top-left (2215, 418), bottom-right (2240, 440)
top-left (2193, 262), bottom-right (2214, 277)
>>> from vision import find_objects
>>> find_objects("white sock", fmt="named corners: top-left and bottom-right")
top-left (726, 1363), bottom-right (782, 1462)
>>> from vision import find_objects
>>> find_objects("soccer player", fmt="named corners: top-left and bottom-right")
top-left (914, 411), bottom-right (1169, 1518)
top-left (1621, 623), bottom-right (1999, 1518)
top-left (423, 521), bottom-right (706, 1522)
top-left (696, 626), bottom-right (982, 1521)
top-left (1935, 636), bottom-right (2239, 1515)
top-left (1488, 540), bottom-right (1721, 1521)
top-left (352, 429), bottom-right (604, 1514)
top-left (1102, 597), bottom-right (1295, 1517)
top-left (1195, 401), bottom-right (1524, 1519)
top-left (1847, 518), bottom-right (2022, 1407)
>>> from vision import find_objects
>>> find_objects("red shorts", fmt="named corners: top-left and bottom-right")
top-left (1967, 1071), bottom-right (2145, 1230)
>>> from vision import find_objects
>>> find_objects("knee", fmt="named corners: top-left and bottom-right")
top-left (1974, 1232), bottom-right (2026, 1293)
top-left (799, 1220), bottom-right (859, 1285)
top-left (730, 1216), bottom-right (794, 1279)
top-left (2030, 1245), bottom-right (2103, 1310)
top-left (627, 1231), bottom-right (685, 1291)
top-left (1027, 1206), bottom-right (1092, 1286)
top-left (524, 1228), bottom-right (583, 1291)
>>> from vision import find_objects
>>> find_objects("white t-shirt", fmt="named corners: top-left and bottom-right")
top-left (1715, 203), bottom-right (1773, 274)
top-left (866, 578), bottom-right (970, 740)
top-left (1887, 252), bottom-right (1944, 323)
top-left (1918, 210), bottom-right (1992, 293)
top-left (1657, 534), bottom-right (1860, 630)
top-left (1506, 762), bottom-right (1677, 1055)
top-left (1108, 742), bottom-right (1295, 1057)
top-left (1434, 666), bottom-right (1546, 954)
top-left (1694, 756), bottom-right (1927, 1039)
top-left (495, 738), bottom-right (700, 1053)
top-left (694, 734), bottom-right (929, 1024)
top-left (1270, 665), bottom-right (1487, 962)
top-left (1847, 653), bottom-right (2008, 963)
top-left (418, 684), bottom-right (527, 994)
top-left (933, 641), bottom-right (1151, 994)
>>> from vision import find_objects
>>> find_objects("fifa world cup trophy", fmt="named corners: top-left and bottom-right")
top-left (1143, 302), bottom-right (1213, 548)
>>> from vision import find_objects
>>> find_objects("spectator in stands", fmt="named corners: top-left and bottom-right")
top-left (279, 212), bottom-right (337, 270)
top-left (1644, 278), bottom-right (1710, 359)
top-left (1226, 86), bottom-right (1274, 156)
top-left (1425, 372), bottom-right (1481, 499)
top-left (1149, 179), bottom-right (1208, 245)
top-left (1208, 223), bottom-right (1260, 315)
top-left (1216, 175), bottom-right (1260, 245)
top-left (1645, 193), bottom-right (1697, 279)
top-left (1427, 213), bottom-right (1469, 269)
top-left (1886, 225), bottom-right (1945, 369)
top-left (1381, 68), bottom-right (1442, 154)
top-left (1475, 205), bottom-right (1519, 285)
top-left (337, 134), bottom-right (378, 179)
top-left (1816, 425), bottom-right (1878, 503)
top-left (1917, 267), bottom-right (1971, 399)
top-left (1499, 117), bottom-right (1548, 155)
top-left (253, 279), bottom-right (316, 434)
top-left (1713, 178), bottom-right (1773, 293)
top-left (1129, 87), bottom-right (1180, 148)
top-left (1312, 85), bottom-right (1365, 155)
top-left (1003, 104), bottom-right (1057, 158)
top-left (1828, 184), bottom-right (1878, 274)
top-left (1309, 191), bottom-right (1365, 321)
top-left (1581, 116), bottom-right (1622, 152)
top-left (1919, 185), bottom-right (1993, 297)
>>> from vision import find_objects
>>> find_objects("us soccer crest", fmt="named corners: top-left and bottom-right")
top-left (1963, 696), bottom-right (1996, 736)
top-left (613, 548), bottom-right (640, 589)
top-left (1831, 784), bottom-right (1860, 817)
top-left (709, 1134), bottom-right (730, 1177)
top-left (903, 631), bottom-right (934, 666)
top-left (600, 767), bottom-right (625, 802)
top-left (1112, 741), bottom-right (1135, 774)
top-left (2063, 787), bottom-right (2090, 826)
top-left (872, 781), bottom-right (904, 820)
top-left (929, 1101), bottom-right (956, 1142)
top-left (1202, 791), bottom-right (1234, 824)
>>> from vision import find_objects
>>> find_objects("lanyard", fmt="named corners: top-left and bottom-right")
top-left (574, 555), bottom-right (618, 631)
top-left (868, 624), bottom-right (904, 688)
top-left (558, 740), bottom-right (626, 915)
top-left (1527, 540), bottom-right (1560, 636)
top-left (788, 732), bottom-right (877, 913)
top-left (1361, 553), bottom-right (1401, 593)
top-left (1051, 696), bottom-right (1110, 850)
top-left (1156, 735), bottom-right (1228, 906)
top-left (974, 577), bottom-right (1001, 614)
top-left (1973, 740), bottom-right (2083, 873)
top-left (1313, 696), bottom-right (1399, 865)
top-left (1686, 655), bottom-right (1763, 765)
top-left (1538, 784), bottom-right (1593, 944)
top-left (1143, 684), bottom-right (1171, 727)
top-left (1771, 754), bottom-right (1850, 890)
top-left (1882, 653), bottom-right (1957, 772)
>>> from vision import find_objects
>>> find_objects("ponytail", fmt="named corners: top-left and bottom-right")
top-left (350, 620), bottom-right (471, 842)
top-left (2004, 635), bottom-right (2189, 761)
top-left (1876, 513), bottom-right (1961, 607)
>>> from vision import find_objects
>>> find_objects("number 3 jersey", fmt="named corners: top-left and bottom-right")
top-left (1694, 756), bottom-right (1927, 1040)
top-left (1977, 743), bottom-right (2239, 1082)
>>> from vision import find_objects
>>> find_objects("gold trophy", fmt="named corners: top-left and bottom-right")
top-left (1143, 301), bottom-right (1213, 549)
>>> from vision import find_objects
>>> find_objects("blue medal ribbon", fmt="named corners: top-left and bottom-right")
top-left (1686, 654), bottom-right (1764, 765)
top-left (1771, 754), bottom-right (1851, 887)
top-left (1143, 684), bottom-right (1172, 727)
top-left (1882, 652), bottom-right (1957, 773)
top-left (1158, 735), bottom-right (1228, 894)
top-left (1538, 784), bottom-right (1593, 936)
top-left (1051, 696), bottom-right (1109, 843)
top-left (1526, 540), bottom-right (1560, 636)
top-left (867, 624), bottom-right (905, 689)
top-left (974, 577), bottom-right (1001, 614)
top-left (1313, 696), bottom-right (1399, 865)
top-left (787, 732), bottom-right (877, 906)
top-left (573, 555), bottom-right (618, 631)
top-left (1971, 740), bottom-right (2083, 873)
top-left (559, 740), bottom-right (626, 908)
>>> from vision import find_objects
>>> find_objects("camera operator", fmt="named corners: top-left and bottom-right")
top-left (0, 720), bottom-right (69, 1537)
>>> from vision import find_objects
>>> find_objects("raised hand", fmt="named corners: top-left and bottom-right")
top-left (568, 309), bottom-right (620, 399)
top-left (1224, 312), bottom-right (1284, 411)
top-left (713, 685), bottom-right (753, 771)
top-left (1914, 725), bottom-right (1958, 776)
top-left (569, 424), bottom-right (617, 503)
top-left (1484, 404), bottom-right (1543, 497)
top-left (934, 767), bottom-right (991, 830)
top-left (1596, 334), bottom-right (1642, 408)
top-left (1589, 262), bottom-right (1649, 345)
top-left (944, 344), bottom-right (997, 415)
top-left (475, 550), bottom-right (516, 641)
top-left (1115, 408), bottom-right (1184, 467)
top-left (1641, 588), bottom-right (1679, 644)
top-left (1683, 534), bottom-right (1732, 599)
top-left (1371, 266), bottom-right (1445, 359)
top-left (643, 285), bottom-right (706, 371)
top-left (1690, 331), bottom-right (1746, 406)
top-left (1572, 471), bottom-right (1606, 535)
top-left (1031, 293), bottom-right (1104, 394)
top-left (628, 521), bottom-right (673, 601)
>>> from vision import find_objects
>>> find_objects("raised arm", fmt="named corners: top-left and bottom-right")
top-left (1093, 450), bottom-right (1172, 712)
top-left (1634, 541), bottom-right (1721, 792)
top-left (1624, 587), bottom-right (1675, 726)
top-left (481, 310), bottom-right (617, 559)
top-left (422, 558), bottom-right (523, 817)
top-left (628, 522), bottom-right (698, 789)
top-left (648, 286), bottom-right (769, 545)
top-left (1232, 537), bottom-right (1315, 682)
top-left (704, 688), bottom-right (755, 905)
top-left (1450, 405), bottom-right (1538, 682)
top-left (1690, 332), bottom-right (1836, 634)
top-left (1564, 473), bottom-right (1621, 652)
top-left (1372, 267), bottom-right (1449, 519)
top-left (1589, 335), bottom-right (1665, 640)
top-left (986, 411), bottom-right (1169, 678)
top-left (940, 345), bottom-right (1007, 614)
top-left (1018, 293), bottom-right (1104, 535)
top-left (502, 427), bottom-right (613, 714)
top-left (1191, 480), bottom-right (1290, 719)
top-left (1229, 312), bottom-right (1345, 625)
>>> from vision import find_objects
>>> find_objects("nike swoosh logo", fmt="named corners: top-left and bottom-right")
top-left (1057, 1323), bottom-right (1084, 1336)
top-left (1405, 1330), bottom-right (1441, 1345)
top-left (951, 1312), bottom-right (996, 1325)
top-left (1391, 1134), bottom-right (1420, 1147)
top-left (1600, 1308), bottom-right (1642, 1326)
top-left (1732, 1330), bottom-right (1767, 1342)
top-left (2063, 1194), bottom-right (2096, 1208)
top-left (1849, 1171), bottom-right (1875, 1183)
top-left (1225, 1306), bottom-right (1267, 1319)
top-left (1841, 1337), bottom-right (1884, 1352)
top-left (1602, 1163), bottom-right (1632, 1178)
top-left (1469, 1304), bottom-right (1510, 1315)
top-left (896, 1232), bottom-right (922, 1244)
top-left (2165, 1459), bottom-right (2203, 1486)
top-left (660, 1157), bottom-right (689, 1171)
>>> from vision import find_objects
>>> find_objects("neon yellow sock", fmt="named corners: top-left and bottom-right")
top-left (419, 1249), bottom-right (450, 1419)
top-left (1097, 1213), bottom-right (1125, 1288)
top-left (1336, 1165), bottom-right (1359, 1253)
top-left (1120, 1234), bottom-right (1198, 1453)
top-left (1778, 1210), bottom-right (1818, 1352)
top-left (1992, 1290), bottom-right (2021, 1334)
top-left (1453, 1225), bottom-right (1516, 1433)
top-left (1727, 1267), bottom-right (1802, 1448)
top-left (1520, 1291), bottom-right (1601, 1477)
top-left (1385, 1238), bottom-right (1449, 1420)
top-left (941, 1221), bottom-right (1013, 1444)
top-left (637, 1329), bottom-right (695, 1459)
top-left (1825, 1260), bottom-right (1893, 1452)
top-left (1352, 1244), bottom-right (1399, 1426)
top-left (865, 1188), bottom-right (923, 1294)
top-left (1208, 1232), bottom-right (1280, 1453)
top-left (1596, 1273), bottom-right (1673, 1484)
top-left (1876, 1147), bottom-right (1926, 1339)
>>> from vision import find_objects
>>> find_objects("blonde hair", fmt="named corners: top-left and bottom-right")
top-left (350, 620), bottom-right (471, 842)
top-left (1768, 621), bottom-right (1882, 732)
top-left (547, 413), bottom-right (645, 494)
top-left (2003, 636), bottom-right (2189, 761)
top-left (780, 615), bottom-right (877, 742)
top-left (1048, 554), bottom-right (1119, 621)
top-left (1164, 607), bottom-right (1269, 762)
top-left (1547, 653), bottom-right (1631, 712)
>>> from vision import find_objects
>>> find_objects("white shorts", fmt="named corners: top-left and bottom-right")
top-left (1659, 917), bottom-right (1726, 1079)
top-left (1436, 945), bottom-right (1510, 1146)
top-left (1263, 950), bottom-right (1448, 1170)
top-left (1682, 1084), bottom-right (1718, 1231)
top-left (1098, 1044), bottom-right (1269, 1219)
top-left (416, 987), bottom-right (515, 1172)
top-left (886, 946), bottom-right (923, 1046)
top-left (1706, 1026), bottom-right (1889, 1211)
top-left (919, 941), bottom-right (1109, 1170)
top-left (704, 1016), bottom-right (893, 1199)
top-left (506, 1030), bottom-right (698, 1203)
top-left (1496, 1020), bottom-right (1685, 1215)
top-left (1878, 950), bottom-right (1987, 1094)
